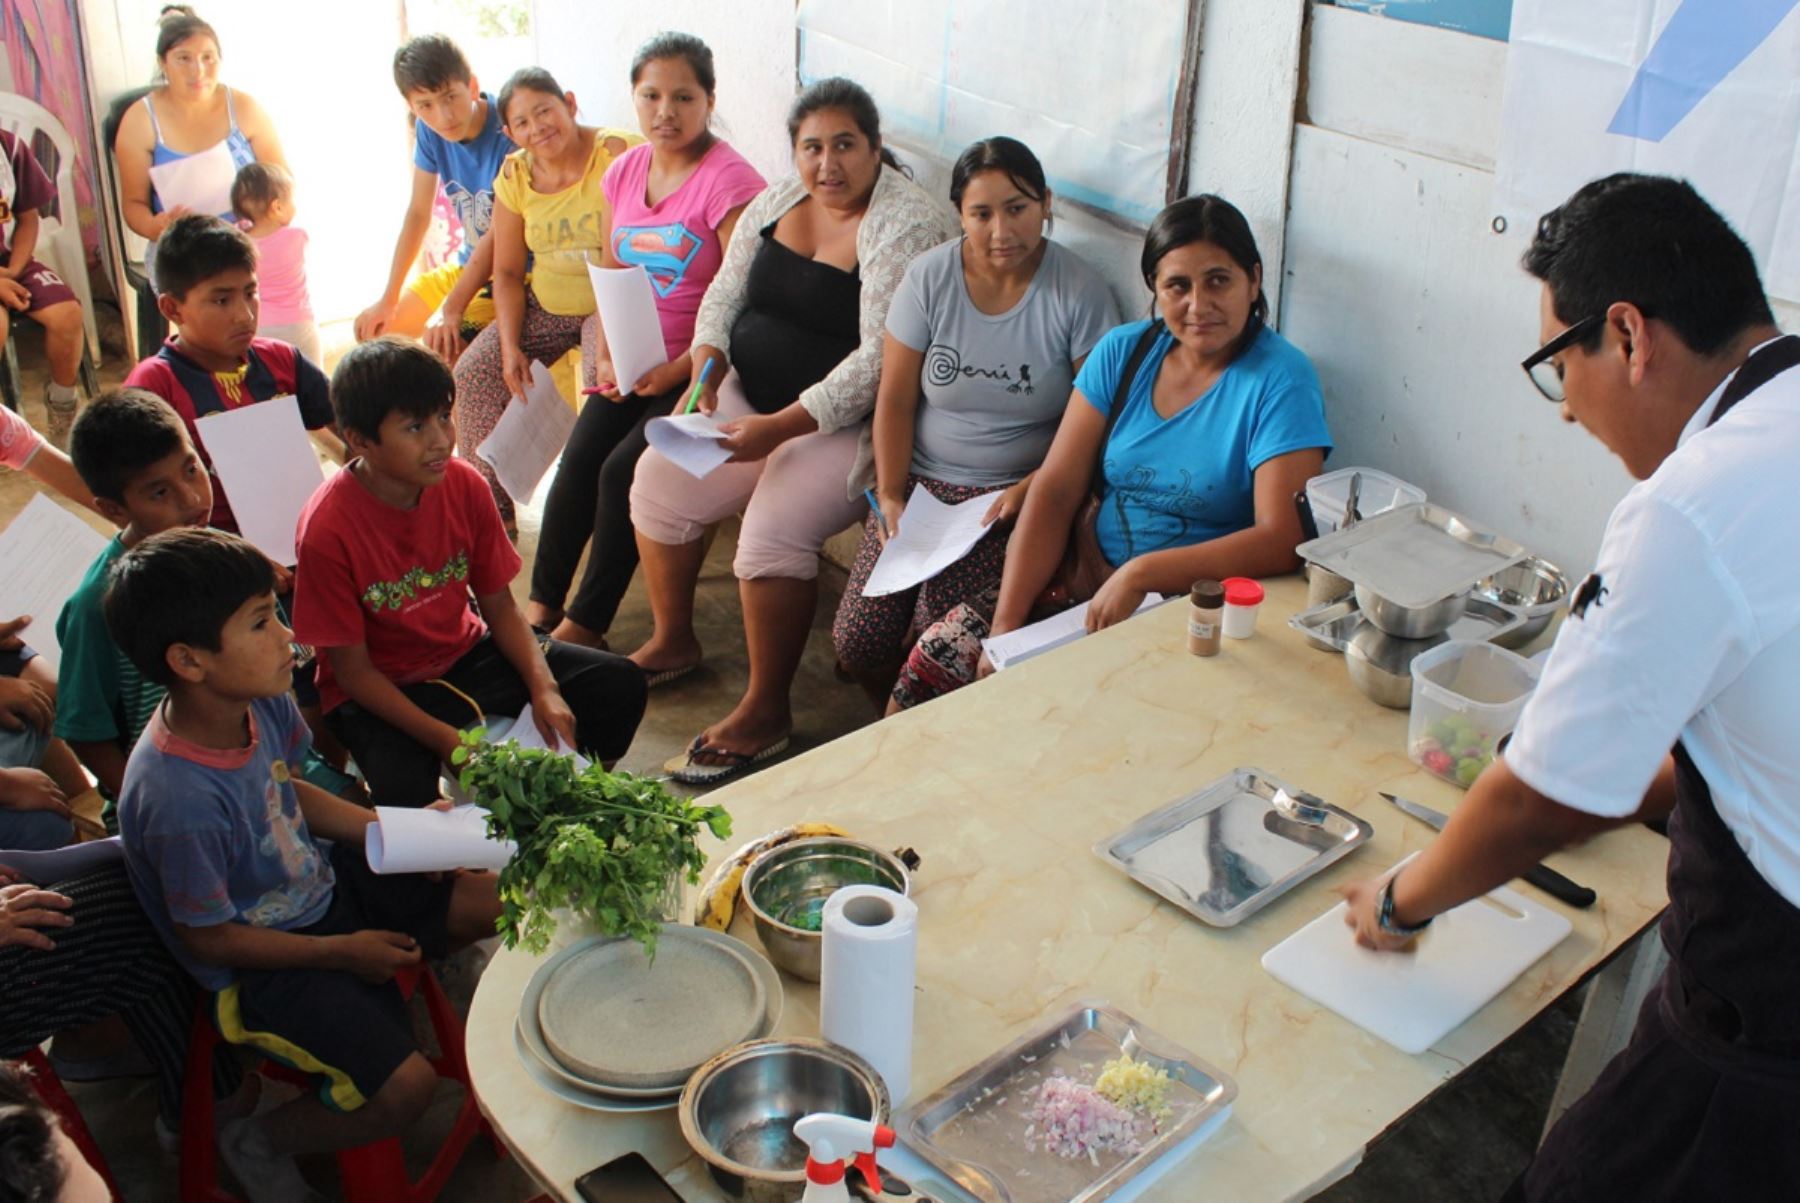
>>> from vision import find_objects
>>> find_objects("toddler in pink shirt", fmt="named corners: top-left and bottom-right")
top-left (231, 163), bottom-right (320, 364)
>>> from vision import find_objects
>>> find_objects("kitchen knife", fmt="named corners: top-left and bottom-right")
top-left (1293, 489), bottom-right (1320, 541)
top-left (1380, 792), bottom-right (1597, 908)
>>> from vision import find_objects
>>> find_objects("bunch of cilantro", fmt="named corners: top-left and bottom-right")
top-left (454, 733), bottom-right (732, 957)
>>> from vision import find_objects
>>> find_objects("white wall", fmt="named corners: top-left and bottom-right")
top-left (530, 0), bottom-right (797, 186)
top-left (1280, 5), bottom-right (1799, 575)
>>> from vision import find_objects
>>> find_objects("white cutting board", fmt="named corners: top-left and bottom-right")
top-left (1260, 860), bottom-right (1573, 1055)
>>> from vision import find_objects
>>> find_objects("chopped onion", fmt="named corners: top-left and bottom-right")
top-left (1022, 1076), bottom-right (1144, 1160)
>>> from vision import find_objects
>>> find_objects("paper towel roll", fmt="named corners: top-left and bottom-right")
top-left (820, 884), bottom-right (918, 1105)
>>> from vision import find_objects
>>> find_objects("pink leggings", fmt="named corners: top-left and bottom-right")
top-left (630, 374), bottom-right (864, 580)
top-left (452, 290), bottom-right (596, 526)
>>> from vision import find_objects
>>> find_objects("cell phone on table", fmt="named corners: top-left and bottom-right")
top-left (574, 1152), bottom-right (682, 1203)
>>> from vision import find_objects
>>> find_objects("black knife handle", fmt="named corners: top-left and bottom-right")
top-left (1294, 489), bottom-right (1320, 541)
top-left (1521, 862), bottom-right (1597, 908)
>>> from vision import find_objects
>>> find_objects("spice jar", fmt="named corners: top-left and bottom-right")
top-left (1221, 577), bottom-right (1265, 639)
top-left (1188, 580), bottom-right (1226, 656)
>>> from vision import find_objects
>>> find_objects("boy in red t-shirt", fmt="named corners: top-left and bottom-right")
top-left (292, 338), bottom-right (646, 806)
top-left (0, 127), bottom-right (89, 445)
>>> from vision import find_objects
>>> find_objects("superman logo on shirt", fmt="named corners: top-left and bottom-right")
top-left (613, 222), bottom-right (703, 297)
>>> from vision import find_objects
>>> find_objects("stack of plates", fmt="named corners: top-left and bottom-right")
top-left (513, 924), bottom-right (784, 1112)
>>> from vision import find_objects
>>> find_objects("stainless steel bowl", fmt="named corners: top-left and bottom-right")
top-left (1345, 622), bottom-right (1448, 709)
top-left (679, 1038), bottom-right (890, 1203)
top-left (742, 838), bottom-right (911, 982)
top-left (1473, 555), bottom-right (1568, 649)
top-left (1353, 582), bottom-right (1468, 639)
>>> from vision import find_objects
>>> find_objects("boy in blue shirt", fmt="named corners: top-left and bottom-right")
top-left (354, 34), bottom-right (511, 364)
top-left (111, 527), bottom-right (502, 1185)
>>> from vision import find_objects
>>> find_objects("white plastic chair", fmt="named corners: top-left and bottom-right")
top-left (0, 93), bottom-right (103, 367)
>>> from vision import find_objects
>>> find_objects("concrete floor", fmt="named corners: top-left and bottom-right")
top-left (6, 307), bottom-right (1585, 1201)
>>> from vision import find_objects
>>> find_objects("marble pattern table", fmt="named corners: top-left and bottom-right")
top-left (467, 575), bottom-right (1670, 1200)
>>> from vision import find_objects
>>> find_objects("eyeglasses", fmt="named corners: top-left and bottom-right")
top-left (1520, 313), bottom-right (1604, 402)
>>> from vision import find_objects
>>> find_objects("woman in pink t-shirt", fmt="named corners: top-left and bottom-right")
top-left (528, 32), bottom-right (765, 650)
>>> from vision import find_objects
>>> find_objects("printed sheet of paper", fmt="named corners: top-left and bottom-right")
top-left (0, 836), bottom-right (123, 885)
top-left (477, 359), bottom-right (577, 506)
top-left (861, 489), bottom-right (996, 597)
top-left (365, 805), bottom-right (516, 874)
top-left (645, 412), bottom-right (732, 479)
top-left (503, 702), bottom-right (591, 770)
top-left (147, 140), bottom-right (239, 218)
top-left (195, 395), bottom-right (325, 567)
top-left (983, 593), bottom-right (1167, 670)
top-left (588, 263), bottom-right (666, 391)
top-left (0, 493), bottom-right (110, 670)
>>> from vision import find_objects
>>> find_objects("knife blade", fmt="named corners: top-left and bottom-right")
top-left (1380, 792), bottom-right (1597, 909)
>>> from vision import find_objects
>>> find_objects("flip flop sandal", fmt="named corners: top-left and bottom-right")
top-left (643, 662), bottom-right (700, 689)
top-left (666, 734), bottom-right (792, 785)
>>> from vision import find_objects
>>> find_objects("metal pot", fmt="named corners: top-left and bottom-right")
top-left (1353, 582), bottom-right (1467, 640)
top-left (742, 838), bottom-right (911, 982)
top-left (1345, 623), bottom-right (1447, 709)
top-left (679, 1038), bottom-right (890, 1202)
top-left (1473, 555), bottom-right (1568, 649)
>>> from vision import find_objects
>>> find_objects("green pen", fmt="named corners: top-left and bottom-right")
top-left (683, 358), bottom-right (717, 415)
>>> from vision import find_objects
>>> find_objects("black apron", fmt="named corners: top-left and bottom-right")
top-left (1518, 335), bottom-right (1800, 1202)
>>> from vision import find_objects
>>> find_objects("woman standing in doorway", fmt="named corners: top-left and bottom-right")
top-left (527, 33), bottom-right (764, 648)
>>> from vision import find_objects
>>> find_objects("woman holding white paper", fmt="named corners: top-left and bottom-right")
top-left (527, 34), bottom-right (764, 648)
top-left (112, 8), bottom-right (286, 252)
top-left (831, 138), bottom-right (1117, 712)
top-left (627, 78), bottom-right (958, 784)
top-left (450, 68), bottom-right (639, 535)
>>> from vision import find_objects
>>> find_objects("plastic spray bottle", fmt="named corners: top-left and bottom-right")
top-left (793, 1113), bottom-right (897, 1203)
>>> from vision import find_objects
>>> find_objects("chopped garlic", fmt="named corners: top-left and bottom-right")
top-left (1094, 1053), bottom-right (1173, 1121)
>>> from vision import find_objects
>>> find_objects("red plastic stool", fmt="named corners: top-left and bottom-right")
top-left (15, 1048), bottom-right (125, 1203)
top-left (179, 964), bottom-right (496, 1203)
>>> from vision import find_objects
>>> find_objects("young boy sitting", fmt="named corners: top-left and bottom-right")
top-left (293, 338), bottom-right (647, 807)
top-left (353, 34), bottom-right (511, 365)
top-left (0, 125), bottom-right (90, 446)
top-left (109, 527), bottom-right (502, 1189)
top-left (54, 389), bottom-right (215, 801)
top-left (124, 213), bottom-right (346, 539)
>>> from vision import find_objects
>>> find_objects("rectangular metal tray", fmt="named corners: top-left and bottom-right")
top-left (898, 1004), bottom-right (1237, 1203)
top-left (1093, 768), bottom-right (1372, 927)
top-left (1295, 502), bottom-right (1529, 609)
top-left (1289, 596), bottom-right (1528, 653)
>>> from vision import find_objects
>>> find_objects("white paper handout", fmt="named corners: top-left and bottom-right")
top-left (365, 805), bottom-right (516, 874)
top-left (503, 702), bottom-right (591, 770)
top-left (982, 593), bottom-right (1167, 671)
top-left (147, 139), bottom-right (240, 218)
top-left (861, 490), bottom-right (996, 597)
top-left (645, 412), bottom-right (732, 479)
top-left (476, 360), bottom-right (577, 506)
top-left (0, 493), bottom-right (110, 671)
top-left (587, 263), bottom-right (666, 392)
top-left (194, 395), bottom-right (326, 567)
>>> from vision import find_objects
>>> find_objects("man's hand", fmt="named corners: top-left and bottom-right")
top-left (0, 882), bottom-right (73, 952)
top-left (0, 278), bottom-right (29, 311)
top-left (0, 677), bottom-right (53, 733)
top-left (1341, 872), bottom-right (1424, 953)
top-left (423, 309), bottom-right (467, 366)
top-left (333, 929), bottom-right (422, 984)
top-left (0, 615), bottom-right (28, 653)
top-left (529, 687), bottom-right (579, 753)
top-left (354, 298), bottom-right (396, 342)
top-left (0, 768), bottom-right (69, 819)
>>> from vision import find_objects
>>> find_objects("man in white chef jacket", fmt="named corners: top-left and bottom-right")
top-left (1343, 172), bottom-right (1800, 1201)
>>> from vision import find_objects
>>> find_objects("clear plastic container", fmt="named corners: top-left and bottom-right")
top-left (1306, 467), bottom-right (1427, 535)
top-left (1407, 640), bottom-right (1541, 788)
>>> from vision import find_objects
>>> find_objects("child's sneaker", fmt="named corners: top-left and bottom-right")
top-left (44, 385), bottom-right (79, 449)
top-left (218, 1114), bottom-right (320, 1203)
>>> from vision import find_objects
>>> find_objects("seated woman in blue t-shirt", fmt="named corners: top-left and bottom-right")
top-left (957, 194), bottom-right (1331, 676)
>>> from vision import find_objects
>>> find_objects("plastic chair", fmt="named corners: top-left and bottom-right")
top-left (98, 86), bottom-right (167, 365)
top-left (15, 1047), bottom-right (125, 1202)
top-left (180, 964), bottom-right (496, 1203)
top-left (0, 93), bottom-right (103, 366)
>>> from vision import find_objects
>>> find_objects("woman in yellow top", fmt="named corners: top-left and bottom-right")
top-left (452, 67), bottom-right (639, 532)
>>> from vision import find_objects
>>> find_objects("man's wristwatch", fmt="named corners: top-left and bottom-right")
top-left (1377, 873), bottom-right (1433, 938)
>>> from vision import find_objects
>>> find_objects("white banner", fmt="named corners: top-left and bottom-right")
top-left (1495, 0), bottom-right (1800, 303)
